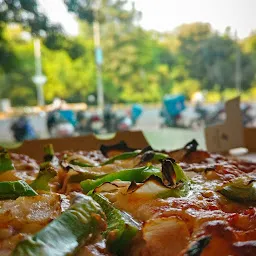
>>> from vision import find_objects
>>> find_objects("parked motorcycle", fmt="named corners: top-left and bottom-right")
top-left (102, 105), bottom-right (133, 133)
top-left (47, 110), bottom-right (75, 138)
top-left (241, 103), bottom-right (255, 127)
top-left (76, 111), bottom-right (103, 135)
top-left (190, 102), bottom-right (225, 129)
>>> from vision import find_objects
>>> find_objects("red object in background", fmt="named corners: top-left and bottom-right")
top-left (91, 114), bottom-right (101, 122)
top-left (118, 123), bottom-right (129, 130)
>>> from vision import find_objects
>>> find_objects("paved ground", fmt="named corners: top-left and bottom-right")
top-left (0, 106), bottom-right (205, 150)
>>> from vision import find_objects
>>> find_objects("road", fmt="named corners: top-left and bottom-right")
top-left (0, 106), bottom-right (205, 150)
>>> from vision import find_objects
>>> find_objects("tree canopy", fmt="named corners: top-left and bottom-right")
top-left (1, 0), bottom-right (256, 106)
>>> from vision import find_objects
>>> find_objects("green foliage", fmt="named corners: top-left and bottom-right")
top-left (0, 0), bottom-right (62, 72)
top-left (172, 79), bottom-right (201, 99)
top-left (1, 1), bottom-right (256, 106)
top-left (64, 0), bottom-right (141, 24)
top-left (42, 39), bottom-right (96, 103)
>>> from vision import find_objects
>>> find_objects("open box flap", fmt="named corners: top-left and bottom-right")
top-left (10, 131), bottom-right (149, 161)
top-left (205, 97), bottom-right (256, 153)
top-left (244, 127), bottom-right (256, 152)
top-left (204, 97), bottom-right (244, 153)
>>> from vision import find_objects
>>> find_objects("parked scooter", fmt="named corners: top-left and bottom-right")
top-left (130, 104), bottom-right (143, 126)
top-left (159, 94), bottom-right (186, 128)
top-left (11, 116), bottom-right (37, 142)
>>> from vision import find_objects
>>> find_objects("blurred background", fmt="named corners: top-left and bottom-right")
top-left (0, 0), bottom-right (256, 147)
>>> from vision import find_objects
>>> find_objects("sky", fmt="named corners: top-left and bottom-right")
top-left (39, 0), bottom-right (256, 38)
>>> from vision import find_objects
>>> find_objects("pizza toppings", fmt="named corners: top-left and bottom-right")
top-left (137, 216), bottom-right (190, 256)
top-left (101, 151), bottom-right (140, 166)
top-left (12, 193), bottom-right (107, 256)
top-left (183, 236), bottom-right (211, 256)
top-left (100, 141), bottom-right (136, 157)
top-left (81, 165), bottom-right (161, 193)
top-left (30, 166), bottom-right (57, 191)
top-left (218, 178), bottom-right (256, 203)
top-left (0, 141), bottom-right (255, 256)
top-left (0, 149), bottom-right (14, 173)
top-left (90, 193), bottom-right (139, 255)
top-left (0, 180), bottom-right (37, 200)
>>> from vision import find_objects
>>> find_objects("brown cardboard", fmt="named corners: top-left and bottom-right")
top-left (244, 127), bottom-right (256, 152)
top-left (11, 131), bottom-right (149, 161)
top-left (205, 97), bottom-right (256, 153)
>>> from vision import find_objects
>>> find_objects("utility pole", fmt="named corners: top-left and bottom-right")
top-left (92, 0), bottom-right (104, 112)
top-left (32, 38), bottom-right (47, 106)
top-left (235, 30), bottom-right (242, 94)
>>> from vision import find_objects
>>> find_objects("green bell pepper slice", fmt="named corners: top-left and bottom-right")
top-left (90, 193), bottom-right (139, 255)
top-left (81, 165), bottom-right (161, 193)
top-left (12, 193), bottom-right (106, 256)
top-left (0, 149), bottom-right (14, 173)
top-left (218, 179), bottom-right (256, 202)
top-left (101, 151), bottom-right (140, 166)
top-left (69, 160), bottom-right (95, 167)
top-left (0, 180), bottom-right (37, 199)
top-left (30, 166), bottom-right (57, 191)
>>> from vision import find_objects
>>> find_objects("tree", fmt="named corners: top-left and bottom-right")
top-left (242, 33), bottom-right (256, 88)
top-left (0, 0), bottom-right (62, 71)
top-left (0, 28), bottom-right (37, 105)
top-left (42, 37), bottom-right (96, 103)
top-left (175, 23), bottom-right (255, 92)
top-left (64, 0), bottom-right (141, 24)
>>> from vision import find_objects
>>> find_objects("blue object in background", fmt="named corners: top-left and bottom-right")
top-left (59, 110), bottom-right (77, 126)
top-left (163, 94), bottom-right (186, 116)
top-left (95, 47), bottom-right (103, 65)
top-left (131, 104), bottom-right (143, 124)
top-left (24, 122), bottom-right (37, 140)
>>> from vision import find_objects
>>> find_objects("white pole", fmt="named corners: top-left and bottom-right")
top-left (34, 38), bottom-right (42, 76)
top-left (92, 0), bottom-right (104, 112)
top-left (33, 38), bottom-right (47, 106)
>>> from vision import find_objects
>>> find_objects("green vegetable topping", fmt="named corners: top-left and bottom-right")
top-left (90, 193), bottom-right (139, 255)
top-left (43, 144), bottom-right (55, 162)
top-left (101, 151), bottom-right (140, 165)
top-left (12, 193), bottom-right (106, 256)
top-left (69, 160), bottom-right (95, 167)
top-left (185, 236), bottom-right (211, 256)
top-left (161, 158), bottom-right (189, 186)
top-left (218, 179), bottom-right (256, 202)
top-left (81, 165), bottom-right (161, 193)
top-left (30, 166), bottom-right (57, 191)
top-left (0, 180), bottom-right (37, 199)
top-left (40, 144), bottom-right (59, 169)
top-left (0, 149), bottom-right (14, 172)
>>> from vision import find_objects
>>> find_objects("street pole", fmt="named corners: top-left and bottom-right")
top-left (235, 30), bottom-right (242, 94)
top-left (32, 38), bottom-right (47, 106)
top-left (92, 0), bottom-right (104, 112)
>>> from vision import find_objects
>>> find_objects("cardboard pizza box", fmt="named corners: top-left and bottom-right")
top-left (205, 97), bottom-right (256, 158)
top-left (10, 131), bottom-right (150, 161)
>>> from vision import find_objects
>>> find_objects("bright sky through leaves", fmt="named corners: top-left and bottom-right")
top-left (39, 0), bottom-right (256, 38)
